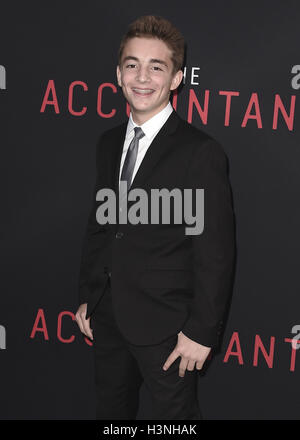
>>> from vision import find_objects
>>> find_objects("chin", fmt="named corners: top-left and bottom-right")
top-left (131, 102), bottom-right (154, 111)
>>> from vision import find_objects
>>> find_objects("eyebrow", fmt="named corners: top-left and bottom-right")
top-left (122, 56), bottom-right (169, 69)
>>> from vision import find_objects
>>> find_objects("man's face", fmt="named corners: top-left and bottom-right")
top-left (116, 37), bottom-right (183, 123)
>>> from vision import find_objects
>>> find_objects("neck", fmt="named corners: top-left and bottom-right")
top-left (131, 101), bottom-right (170, 126)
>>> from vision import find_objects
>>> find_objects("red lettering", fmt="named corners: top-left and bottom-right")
top-left (30, 308), bottom-right (49, 340)
top-left (284, 338), bottom-right (300, 372)
top-left (97, 82), bottom-right (117, 118)
top-left (187, 89), bottom-right (209, 125)
top-left (68, 81), bottom-right (88, 116)
top-left (241, 92), bottom-right (262, 128)
top-left (40, 80), bottom-right (60, 114)
top-left (253, 334), bottom-right (275, 368)
top-left (273, 94), bottom-right (296, 131)
top-left (219, 90), bottom-right (240, 126)
top-left (84, 337), bottom-right (93, 346)
top-left (57, 311), bottom-right (75, 343)
top-left (171, 89), bottom-right (178, 111)
top-left (223, 331), bottom-right (244, 364)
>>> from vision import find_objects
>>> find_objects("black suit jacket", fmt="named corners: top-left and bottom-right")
top-left (78, 109), bottom-right (235, 347)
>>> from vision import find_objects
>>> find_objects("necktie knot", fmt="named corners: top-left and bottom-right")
top-left (134, 126), bottom-right (145, 141)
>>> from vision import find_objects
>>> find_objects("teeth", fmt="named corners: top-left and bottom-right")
top-left (133, 89), bottom-right (153, 94)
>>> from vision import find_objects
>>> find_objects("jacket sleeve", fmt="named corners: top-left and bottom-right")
top-left (181, 138), bottom-right (236, 348)
top-left (78, 132), bottom-right (106, 306)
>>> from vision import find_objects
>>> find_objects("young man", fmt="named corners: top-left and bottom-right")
top-left (75, 15), bottom-right (235, 420)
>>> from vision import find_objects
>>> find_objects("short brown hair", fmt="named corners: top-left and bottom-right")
top-left (118, 15), bottom-right (185, 75)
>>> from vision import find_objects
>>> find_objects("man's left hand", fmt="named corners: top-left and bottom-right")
top-left (162, 331), bottom-right (211, 377)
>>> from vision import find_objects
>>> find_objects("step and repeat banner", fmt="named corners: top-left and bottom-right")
top-left (1, 1), bottom-right (300, 420)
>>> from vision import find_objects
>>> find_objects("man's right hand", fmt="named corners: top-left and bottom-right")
top-left (75, 303), bottom-right (93, 340)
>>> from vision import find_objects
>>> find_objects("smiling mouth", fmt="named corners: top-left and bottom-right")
top-left (132, 88), bottom-right (155, 96)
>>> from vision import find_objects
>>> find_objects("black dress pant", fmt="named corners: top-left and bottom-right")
top-left (90, 281), bottom-right (203, 420)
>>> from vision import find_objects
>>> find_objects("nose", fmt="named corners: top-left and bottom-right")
top-left (135, 65), bottom-right (150, 83)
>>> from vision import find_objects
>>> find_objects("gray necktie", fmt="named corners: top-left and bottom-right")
top-left (120, 126), bottom-right (145, 192)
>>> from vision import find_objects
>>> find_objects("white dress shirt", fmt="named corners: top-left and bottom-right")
top-left (118, 101), bottom-right (174, 189)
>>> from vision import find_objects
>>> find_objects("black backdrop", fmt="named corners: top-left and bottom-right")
top-left (1, 1), bottom-right (300, 420)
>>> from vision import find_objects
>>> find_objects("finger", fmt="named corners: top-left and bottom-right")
top-left (187, 360), bottom-right (196, 371)
top-left (75, 312), bottom-right (85, 335)
top-left (162, 349), bottom-right (180, 371)
top-left (82, 317), bottom-right (93, 340)
top-left (76, 310), bottom-right (92, 339)
top-left (179, 357), bottom-right (189, 377)
top-left (196, 361), bottom-right (204, 370)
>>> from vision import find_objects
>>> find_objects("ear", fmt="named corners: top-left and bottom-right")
top-left (170, 70), bottom-right (183, 91)
top-left (116, 65), bottom-right (122, 87)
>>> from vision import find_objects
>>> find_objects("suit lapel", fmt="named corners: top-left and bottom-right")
top-left (110, 109), bottom-right (181, 194)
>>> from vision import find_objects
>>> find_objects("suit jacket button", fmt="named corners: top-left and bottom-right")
top-left (115, 232), bottom-right (124, 239)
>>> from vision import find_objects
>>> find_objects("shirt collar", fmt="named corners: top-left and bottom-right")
top-left (125, 101), bottom-right (174, 140)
